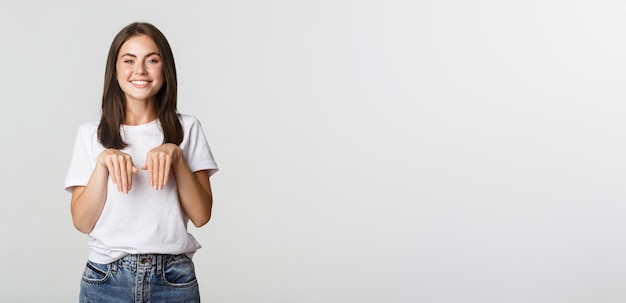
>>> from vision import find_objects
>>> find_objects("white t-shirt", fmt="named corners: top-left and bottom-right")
top-left (64, 114), bottom-right (218, 264)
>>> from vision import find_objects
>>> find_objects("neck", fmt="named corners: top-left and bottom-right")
top-left (124, 98), bottom-right (157, 125)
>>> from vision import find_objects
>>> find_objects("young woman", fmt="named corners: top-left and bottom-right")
top-left (64, 22), bottom-right (218, 302)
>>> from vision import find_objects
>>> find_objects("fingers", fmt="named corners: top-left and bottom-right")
top-left (126, 157), bottom-right (134, 191)
top-left (144, 145), bottom-right (179, 190)
top-left (157, 154), bottom-right (170, 190)
top-left (102, 150), bottom-right (136, 194)
top-left (148, 152), bottom-right (168, 190)
top-left (162, 156), bottom-right (171, 189)
top-left (116, 154), bottom-right (131, 194)
top-left (105, 155), bottom-right (119, 190)
top-left (104, 145), bottom-right (179, 192)
top-left (143, 151), bottom-right (159, 190)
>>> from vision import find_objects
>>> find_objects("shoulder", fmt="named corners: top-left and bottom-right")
top-left (178, 114), bottom-right (203, 130)
top-left (178, 113), bottom-right (201, 124)
top-left (76, 120), bottom-right (100, 136)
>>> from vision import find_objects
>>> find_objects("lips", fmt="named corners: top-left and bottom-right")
top-left (130, 80), bottom-right (151, 88)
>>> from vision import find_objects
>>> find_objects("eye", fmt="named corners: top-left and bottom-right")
top-left (123, 59), bottom-right (134, 64)
top-left (147, 58), bottom-right (160, 64)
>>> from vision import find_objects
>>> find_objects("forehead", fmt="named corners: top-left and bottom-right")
top-left (118, 35), bottom-right (159, 56)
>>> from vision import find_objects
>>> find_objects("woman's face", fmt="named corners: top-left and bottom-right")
top-left (116, 35), bottom-right (164, 104)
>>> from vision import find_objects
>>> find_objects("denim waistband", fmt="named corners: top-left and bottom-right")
top-left (112, 254), bottom-right (169, 275)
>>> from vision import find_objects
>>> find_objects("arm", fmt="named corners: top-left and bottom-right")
top-left (70, 164), bottom-right (108, 234)
top-left (174, 165), bottom-right (213, 227)
top-left (71, 149), bottom-right (137, 233)
top-left (143, 143), bottom-right (213, 227)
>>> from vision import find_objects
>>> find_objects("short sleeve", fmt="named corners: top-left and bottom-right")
top-left (64, 123), bottom-right (99, 193)
top-left (182, 115), bottom-right (219, 176)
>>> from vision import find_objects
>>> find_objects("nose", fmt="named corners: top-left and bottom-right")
top-left (134, 63), bottom-right (147, 75)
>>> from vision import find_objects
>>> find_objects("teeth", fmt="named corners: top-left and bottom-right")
top-left (132, 81), bottom-right (149, 85)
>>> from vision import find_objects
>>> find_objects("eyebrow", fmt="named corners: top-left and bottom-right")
top-left (120, 52), bottom-right (161, 58)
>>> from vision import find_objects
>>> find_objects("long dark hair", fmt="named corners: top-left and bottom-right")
top-left (98, 22), bottom-right (183, 149)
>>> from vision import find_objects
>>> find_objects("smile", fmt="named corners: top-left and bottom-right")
top-left (131, 80), bottom-right (150, 85)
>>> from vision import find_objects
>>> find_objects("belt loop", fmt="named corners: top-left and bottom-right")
top-left (111, 259), bottom-right (118, 274)
top-left (156, 254), bottom-right (164, 275)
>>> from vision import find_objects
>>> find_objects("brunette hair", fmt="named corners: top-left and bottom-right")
top-left (98, 22), bottom-right (183, 149)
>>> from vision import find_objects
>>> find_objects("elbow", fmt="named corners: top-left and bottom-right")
top-left (191, 211), bottom-right (211, 228)
top-left (190, 193), bottom-right (212, 227)
top-left (73, 220), bottom-right (93, 234)
top-left (71, 210), bottom-right (94, 234)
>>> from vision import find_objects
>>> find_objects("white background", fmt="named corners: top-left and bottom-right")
top-left (1, 0), bottom-right (625, 302)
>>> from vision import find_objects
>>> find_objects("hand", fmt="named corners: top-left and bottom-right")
top-left (142, 143), bottom-right (183, 190)
top-left (97, 149), bottom-right (138, 194)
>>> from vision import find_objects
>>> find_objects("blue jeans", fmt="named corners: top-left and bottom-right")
top-left (79, 254), bottom-right (200, 303)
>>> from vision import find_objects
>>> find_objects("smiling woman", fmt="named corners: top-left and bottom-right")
top-left (116, 35), bottom-right (164, 107)
top-left (98, 23), bottom-right (182, 150)
top-left (64, 22), bottom-right (218, 303)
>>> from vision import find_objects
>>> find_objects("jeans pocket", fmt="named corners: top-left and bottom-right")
top-left (82, 260), bottom-right (111, 284)
top-left (162, 255), bottom-right (198, 288)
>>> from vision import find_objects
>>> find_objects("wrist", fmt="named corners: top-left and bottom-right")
top-left (165, 143), bottom-right (184, 165)
top-left (94, 160), bottom-right (110, 176)
top-left (173, 148), bottom-right (184, 165)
